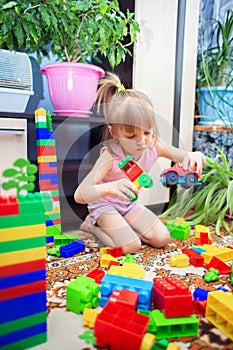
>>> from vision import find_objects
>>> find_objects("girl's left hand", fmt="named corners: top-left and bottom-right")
top-left (180, 151), bottom-right (206, 176)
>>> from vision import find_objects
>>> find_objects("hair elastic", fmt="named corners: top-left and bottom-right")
top-left (117, 83), bottom-right (125, 92)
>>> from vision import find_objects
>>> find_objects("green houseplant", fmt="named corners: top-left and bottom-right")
top-left (0, 0), bottom-right (140, 115)
top-left (161, 148), bottom-right (233, 235)
top-left (196, 9), bottom-right (233, 126)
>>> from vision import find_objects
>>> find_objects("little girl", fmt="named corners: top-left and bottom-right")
top-left (74, 72), bottom-right (205, 254)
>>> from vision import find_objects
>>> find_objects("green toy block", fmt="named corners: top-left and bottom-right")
top-left (36, 139), bottom-right (56, 146)
top-left (46, 224), bottom-right (62, 236)
top-left (0, 236), bottom-right (46, 253)
top-left (66, 275), bottom-right (99, 314)
top-left (18, 192), bottom-right (53, 215)
top-left (54, 234), bottom-right (80, 247)
top-left (0, 212), bottom-right (47, 229)
top-left (0, 333), bottom-right (47, 350)
top-left (138, 310), bottom-right (156, 333)
top-left (47, 247), bottom-right (60, 256)
top-left (150, 309), bottom-right (198, 339)
top-left (166, 219), bottom-right (190, 240)
top-left (151, 338), bottom-right (169, 350)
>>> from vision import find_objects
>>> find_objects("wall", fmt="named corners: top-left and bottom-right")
top-left (133, 0), bottom-right (200, 206)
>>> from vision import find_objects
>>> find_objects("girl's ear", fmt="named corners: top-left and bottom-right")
top-left (108, 125), bottom-right (114, 137)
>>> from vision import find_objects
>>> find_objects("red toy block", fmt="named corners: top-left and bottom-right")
top-left (86, 268), bottom-right (105, 284)
top-left (0, 195), bottom-right (19, 216)
top-left (0, 259), bottom-right (46, 278)
top-left (195, 232), bottom-right (212, 245)
top-left (94, 302), bottom-right (149, 350)
top-left (109, 289), bottom-right (138, 310)
top-left (193, 300), bottom-right (207, 316)
top-left (0, 280), bottom-right (46, 301)
top-left (107, 261), bottom-right (121, 270)
top-left (37, 145), bottom-right (56, 157)
top-left (38, 162), bottom-right (58, 174)
top-left (182, 248), bottom-right (204, 267)
top-left (204, 256), bottom-right (232, 274)
top-left (152, 277), bottom-right (193, 317)
top-left (106, 247), bottom-right (123, 258)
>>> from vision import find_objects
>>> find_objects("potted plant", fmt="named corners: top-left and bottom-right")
top-left (0, 0), bottom-right (140, 116)
top-left (161, 148), bottom-right (233, 235)
top-left (196, 9), bottom-right (233, 126)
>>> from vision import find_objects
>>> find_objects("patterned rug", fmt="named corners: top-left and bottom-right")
top-left (35, 228), bottom-right (233, 350)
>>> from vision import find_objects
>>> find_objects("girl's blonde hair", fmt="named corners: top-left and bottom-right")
top-left (95, 72), bottom-right (158, 152)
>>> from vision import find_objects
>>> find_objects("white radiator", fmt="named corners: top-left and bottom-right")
top-left (0, 49), bottom-right (34, 112)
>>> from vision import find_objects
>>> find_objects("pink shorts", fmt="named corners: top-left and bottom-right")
top-left (88, 198), bottom-right (143, 225)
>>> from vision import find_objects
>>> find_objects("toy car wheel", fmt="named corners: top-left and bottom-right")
top-left (165, 171), bottom-right (179, 186)
top-left (138, 174), bottom-right (154, 188)
top-left (183, 173), bottom-right (198, 187)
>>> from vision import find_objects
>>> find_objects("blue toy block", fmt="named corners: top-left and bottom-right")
top-left (193, 287), bottom-right (210, 301)
top-left (49, 162), bottom-right (57, 168)
top-left (0, 270), bottom-right (46, 289)
top-left (217, 286), bottom-right (229, 292)
top-left (0, 291), bottom-right (47, 324)
top-left (46, 236), bottom-right (54, 244)
top-left (60, 241), bottom-right (85, 258)
top-left (36, 129), bottom-right (54, 140)
top-left (192, 247), bottom-right (206, 254)
top-left (39, 173), bottom-right (59, 185)
top-left (46, 220), bottom-right (54, 226)
top-left (100, 273), bottom-right (153, 310)
top-left (0, 322), bottom-right (47, 347)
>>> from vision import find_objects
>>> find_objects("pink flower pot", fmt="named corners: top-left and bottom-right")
top-left (40, 62), bottom-right (105, 116)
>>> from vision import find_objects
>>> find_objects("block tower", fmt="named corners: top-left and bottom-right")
top-left (34, 108), bottom-right (62, 240)
top-left (0, 192), bottom-right (52, 349)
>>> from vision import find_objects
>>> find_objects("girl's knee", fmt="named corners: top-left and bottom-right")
top-left (143, 229), bottom-right (170, 248)
top-left (122, 239), bottom-right (141, 255)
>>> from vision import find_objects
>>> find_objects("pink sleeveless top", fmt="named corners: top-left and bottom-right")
top-left (100, 142), bottom-right (158, 186)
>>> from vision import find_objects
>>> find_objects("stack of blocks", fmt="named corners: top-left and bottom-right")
top-left (0, 192), bottom-right (52, 349)
top-left (34, 108), bottom-right (62, 240)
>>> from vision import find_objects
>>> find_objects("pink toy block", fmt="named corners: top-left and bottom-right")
top-left (86, 269), bottom-right (105, 284)
top-left (94, 301), bottom-right (149, 350)
top-left (0, 195), bottom-right (19, 216)
top-left (152, 277), bottom-right (193, 317)
top-left (109, 289), bottom-right (138, 310)
top-left (182, 248), bottom-right (204, 267)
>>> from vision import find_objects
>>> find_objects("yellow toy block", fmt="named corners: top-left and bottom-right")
top-left (199, 244), bottom-right (233, 263)
top-left (0, 224), bottom-right (46, 242)
top-left (174, 217), bottom-right (186, 225)
top-left (140, 333), bottom-right (156, 350)
top-left (169, 254), bottom-right (189, 268)
top-left (206, 291), bottom-right (233, 340)
top-left (108, 262), bottom-right (145, 279)
top-left (167, 343), bottom-right (180, 350)
top-left (38, 155), bottom-right (57, 163)
top-left (82, 308), bottom-right (100, 328)
top-left (0, 246), bottom-right (46, 267)
top-left (99, 247), bottom-right (110, 258)
top-left (195, 225), bottom-right (210, 238)
top-left (100, 254), bottom-right (116, 268)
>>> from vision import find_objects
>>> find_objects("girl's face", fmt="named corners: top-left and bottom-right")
top-left (110, 126), bottom-right (154, 160)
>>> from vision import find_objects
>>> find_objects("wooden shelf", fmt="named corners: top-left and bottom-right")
top-left (194, 124), bottom-right (233, 132)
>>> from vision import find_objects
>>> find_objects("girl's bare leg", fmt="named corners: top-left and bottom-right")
top-left (125, 206), bottom-right (170, 248)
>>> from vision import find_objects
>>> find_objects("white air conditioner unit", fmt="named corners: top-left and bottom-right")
top-left (0, 49), bottom-right (34, 112)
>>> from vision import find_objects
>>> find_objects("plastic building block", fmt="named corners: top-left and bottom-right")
top-left (86, 269), bottom-right (105, 284)
top-left (231, 265), bottom-right (233, 286)
top-left (204, 268), bottom-right (219, 282)
top-left (106, 247), bottom-right (123, 258)
top-left (137, 310), bottom-right (156, 334)
top-left (94, 301), bottom-right (150, 350)
top-left (0, 195), bottom-right (19, 216)
top-left (193, 287), bottom-right (210, 301)
top-left (192, 246), bottom-right (206, 254)
top-left (108, 262), bottom-right (145, 279)
top-left (99, 247), bottom-right (110, 257)
top-left (150, 309), bottom-right (199, 339)
top-left (0, 223), bottom-right (46, 243)
top-left (199, 244), bottom-right (233, 263)
top-left (167, 343), bottom-right (181, 350)
top-left (206, 291), bottom-right (233, 340)
top-left (109, 289), bottom-right (138, 310)
top-left (166, 218), bottom-right (190, 240)
top-left (140, 333), bottom-right (156, 350)
top-left (60, 240), bottom-right (85, 258)
top-left (47, 247), bottom-right (60, 256)
top-left (100, 254), bottom-right (116, 268)
top-left (54, 233), bottom-right (80, 247)
top-left (195, 231), bottom-right (212, 245)
top-left (0, 259), bottom-right (46, 279)
top-left (204, 256), bottom-right (232, 274)
top-left (151, 338), bottom-right (169, 350)
top-left (66, 275), bottom-right (99, 314)
top-left (182, 248), bottom-right (204, 267)
top-left (193, 300), bottom-right (207, 316)
top-left (116, 254), bottom-right (137, 264)
top-left (79, 329), bottom-right (96, 345)
top-left (169, 254), bottom-right (189, 267)
top-left (100, 273), bottom-right (153, 310)
top-left (0, 246), bottom-right (46, 267)
top-left (152, 277), bottom-right (193, 317)
top-left (82, 308), bottom-right (100, 328)
top-left (194, 225), bottom-right (210, 238)
top-left (160, 163), bottom-right (200, 188)
top-left (107, 261), bottom-right (121, 270)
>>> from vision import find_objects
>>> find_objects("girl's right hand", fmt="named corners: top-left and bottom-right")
top-left (111, 179), bottom-right (139, 201)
